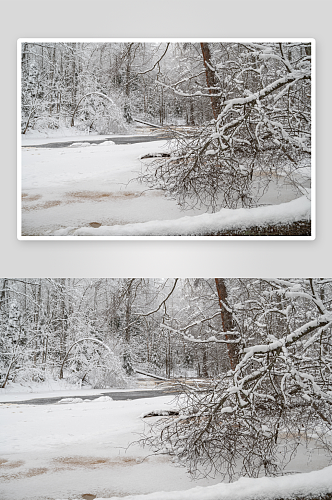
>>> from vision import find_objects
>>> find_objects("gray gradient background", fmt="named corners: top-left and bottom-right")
top-left (2, 0), bottom-right (330, 278)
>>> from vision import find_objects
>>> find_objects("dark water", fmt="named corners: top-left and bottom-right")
top-left (22, 134), bottom-right (170, 149)
top-left (2, 389), bottom-right (178, 405)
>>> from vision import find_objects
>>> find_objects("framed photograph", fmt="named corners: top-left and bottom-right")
top-left (1, 277), bottom-right (331, 500)
top-left (18, 39), bottom-right (315, 240)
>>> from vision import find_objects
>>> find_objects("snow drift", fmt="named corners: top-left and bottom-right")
top-left (53, 194), bottom-right (310, 237)
top-left (93, 466), bottom-right (332, 500)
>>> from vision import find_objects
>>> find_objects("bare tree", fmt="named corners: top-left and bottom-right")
top-left (140, 42), bottom-right (312, 210)
top-left (141, 279), bottom-right (332, 480)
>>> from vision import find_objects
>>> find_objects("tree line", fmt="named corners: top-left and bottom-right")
top-left (20, 42), bottom-right (213, 135)
top-left (0, 278), bottom-right (231, 388)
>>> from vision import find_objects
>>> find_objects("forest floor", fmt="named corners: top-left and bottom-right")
top-left (20, 127), bottom-right (311, 238)
top-left (0, 377), bottom-right (331, 500)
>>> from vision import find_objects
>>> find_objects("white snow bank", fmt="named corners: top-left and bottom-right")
top-left (22, 136), bottom-right (309, 237)
top-left (53, 195), bottom-right (310, 237)
top-left (0, 379), bottom-right (97, 398)
top-left (57, 395), bottom-right (113, 404)
top-left (93, 466), bottom-right (332, 500)
top-left (57, 397), bottom-right (85, 404)
top-left (98, 140), bottom-right (116, 146)
top-left (68, 142), bottom-right (91, 148)
top-left (93, 395), bottom-right (113, 402)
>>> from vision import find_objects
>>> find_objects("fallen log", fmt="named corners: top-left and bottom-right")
top-left (134, 369), bottom-right (168, 381)
top-left (141, 153), bottom-right (171, 159)
top-left (133, 118), bottom-right (164, 129)
top-left (142, 409), bottom-right (179, 418)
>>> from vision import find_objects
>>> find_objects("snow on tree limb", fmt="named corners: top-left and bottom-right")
top-left (140, 42), bottom-right (312, 211)
top-left (70, 92), bottom-right (116, 127)
top-left (59, 337), bottom-right (113, 379)
top-left (237, 313), bottom-right (332, 372)
top-left (142, 278), bottom-right (332, 480)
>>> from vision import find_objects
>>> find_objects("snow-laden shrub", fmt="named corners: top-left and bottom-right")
top-left (94, 115), bottom-right (130, 134)
top-left (12, 365), bottom-right (47, 384)
top-left (91, 104), bottom-right (131, 134)
top-left (64, 339), bottom-right (129, 389)
top-left (87, 360), bottom-right (128, 389)
top-left (32, 114), bottom-right (61, 132)
top-left (74, 93), bottom-right (133, 135)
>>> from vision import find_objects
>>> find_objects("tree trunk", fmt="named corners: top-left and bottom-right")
top-left (201, 345), bottom-right (209, 378)
top-left (160, 87), bottom-right (164, 126)
top-left (165, 331), bottom-right (172, 378)
top-left (125, 289), bottom-right (132, 344)
top-left (59, 278), bottom-right (67, 361)
top-left (200, 43), bottom-right (221, 120)
top-left (71, 42), bottom-right (77, 112)
top-left (21, 42), bottom-right (29, 72)
top-left (2, 356), bottom-right (16, 388)
top-left (214, 278), bottom-right (239, 370)
top-left (0, 279), bottom-right (8, 311)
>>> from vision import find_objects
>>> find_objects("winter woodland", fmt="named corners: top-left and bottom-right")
top-left (20, 41), bottom-right (312, 237)
top-left (1, 278), bottom-right (332, 499)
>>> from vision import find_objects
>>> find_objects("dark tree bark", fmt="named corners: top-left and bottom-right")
top-left (214, 278), bottom-right (239, 370)
top-left (0, 279), bottom-right (8, 311)
top-left (304, 44), bottom-right (311, 56)
top-left (21, 42), bottom-right (29, 72)
top-left (201, 345), bottom-right (209, 378)
top-left (200, 43), bottom-right (222, 120)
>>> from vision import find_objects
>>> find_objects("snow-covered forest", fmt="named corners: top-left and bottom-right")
top-left (1, 278), bottom-right (332, 499)
top-left (20, 41), bottom-right (313, 237)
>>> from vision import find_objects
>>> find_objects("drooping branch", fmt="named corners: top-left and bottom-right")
top-left (59, 337), bottom-right (112, 378)
top-left (236, 313), bottom-right (332, 375)
top-left (121, 278), bottom-right (179, 334)
top-left (70, 92), bottom-right (116, 127)
top-left (135, 43), bottom-right (170, 78)
top-left (220, 72), bottom-right (311, 120)
top-left (161, 316), bottom-right (241, 344)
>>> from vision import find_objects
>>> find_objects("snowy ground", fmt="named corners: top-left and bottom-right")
top-left (20, 129), bottom-right (310, 238)
top-left (0, 385), bottom-right (221, 500)
top-left (1, 379), bottom-right (331, 500)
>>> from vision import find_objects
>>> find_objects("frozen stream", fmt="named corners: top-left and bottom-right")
top-left (20, 134), bottom-right (307, 237)
top-left (0, 389), bottom-right (330, 500)
top-left (0, 393), bottom-right (222, 500)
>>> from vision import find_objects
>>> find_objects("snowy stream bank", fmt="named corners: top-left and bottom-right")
top-left (0, 384), bottom-right (330, 500)
top-left (20, 132), bottom-right (310, 237)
